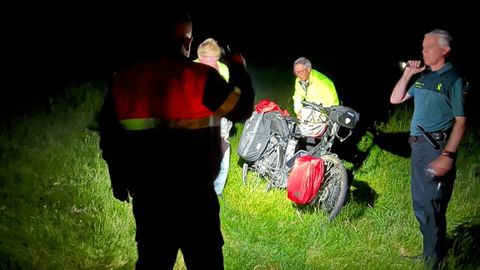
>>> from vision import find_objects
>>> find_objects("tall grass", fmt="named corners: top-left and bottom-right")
top-left (0, 84), bottom-right (136, 269)
top-left (1, 74), bottom-right (479, 269)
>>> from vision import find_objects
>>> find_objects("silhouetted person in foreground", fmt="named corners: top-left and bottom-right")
top-left (390, 29), bottom-right (467, 269)
top-left (98, 12), bottom-right (254, 269)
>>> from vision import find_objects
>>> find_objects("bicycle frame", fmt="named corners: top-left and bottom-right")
top-left (242, 101), bottom-right (355, 220)
top-left (252, 103), bottom-right (338, 188)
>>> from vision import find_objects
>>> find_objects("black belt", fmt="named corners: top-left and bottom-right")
top-left (425, 130), bottom-right (448, 141)
top-left (409, 127), bottom-right (452, 144)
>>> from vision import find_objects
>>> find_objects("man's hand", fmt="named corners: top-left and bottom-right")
top-left (404, 60), bottom-right (426, 76)
top-left (428, 155), bottom-right (454, 177)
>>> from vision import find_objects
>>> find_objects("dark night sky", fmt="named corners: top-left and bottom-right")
top-left (4, 4), bottom-right (477, 121)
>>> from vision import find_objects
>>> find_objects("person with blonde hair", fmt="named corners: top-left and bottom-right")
top-left (195, 38), bottom-right (232, 197)
top-left (196, 38), bottom-right (230, 82)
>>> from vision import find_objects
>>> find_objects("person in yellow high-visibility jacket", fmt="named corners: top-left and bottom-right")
top-left (194, 38), bottom-right (232, 197)
top-left (292, 57), bottom-right (339, 119)
top-left (292, 57), bottom-right (339, 150)
top-left (195, 38), bottom-right (229, 81)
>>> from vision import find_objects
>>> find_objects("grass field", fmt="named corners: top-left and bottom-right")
top-left (1, 68), bottom-right (479, 269)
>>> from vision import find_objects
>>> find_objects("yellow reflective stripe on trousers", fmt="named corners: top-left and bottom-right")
top-left (120, 116), bottom-right (221, 130)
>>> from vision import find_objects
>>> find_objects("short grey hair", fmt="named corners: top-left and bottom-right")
top-left (294, 57), bottom-right (312, 68)
top-left (425, 29), bottom-right (453, 47)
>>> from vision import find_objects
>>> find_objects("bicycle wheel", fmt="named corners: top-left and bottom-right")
top-left (311, 153), bottom-right (348, 221)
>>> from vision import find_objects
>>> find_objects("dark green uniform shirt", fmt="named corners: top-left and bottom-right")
top-left (407, 63), bottom-right (465, 136)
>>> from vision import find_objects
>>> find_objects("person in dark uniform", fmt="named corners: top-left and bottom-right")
top-left (390, 29), bottom-right (466, 269)
top-left (98, 11), bottom-right (254, 269)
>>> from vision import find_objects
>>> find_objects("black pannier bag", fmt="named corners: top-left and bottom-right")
top-left (329, 105), bottom-right (360, 129)
top-left (263, 111), bottom-right (289, 138)
top-left (237, 111), bottom-right (270, 162)
top-left (237, 111), bottom-right (288, 162)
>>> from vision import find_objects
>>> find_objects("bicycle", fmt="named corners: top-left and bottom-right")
top-left (240, 100), bottom-right (359, 220)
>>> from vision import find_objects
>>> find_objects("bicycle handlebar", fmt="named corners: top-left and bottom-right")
top-left (300, 100), bottom-right (330, 114)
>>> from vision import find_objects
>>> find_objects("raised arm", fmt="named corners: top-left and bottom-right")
top-left (390, 60), bottom-right (425, 104)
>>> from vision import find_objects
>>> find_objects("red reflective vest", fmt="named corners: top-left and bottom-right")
top-left (112, 58), bottom-right (239, 130)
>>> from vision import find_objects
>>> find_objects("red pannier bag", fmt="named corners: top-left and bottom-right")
top-left (287, 155), bottom-right (324, 204)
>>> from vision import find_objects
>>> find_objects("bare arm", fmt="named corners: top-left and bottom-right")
top-left (429, 116), bottom-right (466, 177)
top-left (390, 60), bottom-right (425, 104)
top-left (444, 116), bottom-right (467, 153)
top-left (292, 81), bottom-right (305, 116)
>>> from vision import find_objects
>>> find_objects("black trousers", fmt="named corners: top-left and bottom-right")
top-left (133, 185), bottom-right (224, 270)
top-left (409, 136), bottom-right (455, 263)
